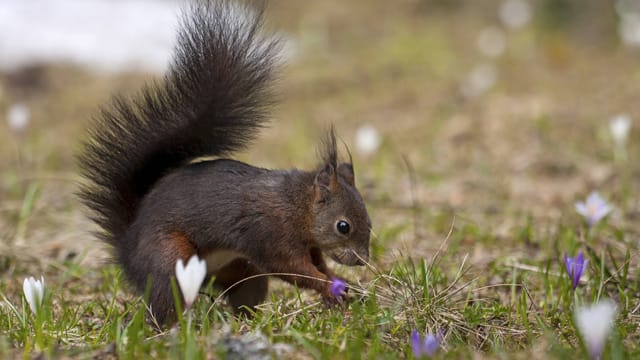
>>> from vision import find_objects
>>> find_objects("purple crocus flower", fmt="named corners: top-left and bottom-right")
top-left (411, 330), bottom-right (441, 358)
top-left (575, 192), bottom-right (612, 227)
top-left (330, 278), bottom-right (346, 297)
top-left (411, 331), bottom-right (422, 357)
top-left (564, 251), bottom-right (588, 290)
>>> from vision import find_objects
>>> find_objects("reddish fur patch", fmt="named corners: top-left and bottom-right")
top-left (164, 231), bottom-right (195, 264)
top-left (274, 253), bottom-right (332, 297)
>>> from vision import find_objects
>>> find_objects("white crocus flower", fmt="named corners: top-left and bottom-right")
top-left (618, 12), bottom-right (640, 48)
top-left (575, 299), bottom-right (617, 360)
top-left (476, 27), bottom-right (506, 58)
top-left (575, 192), bottom-right (612, 227)
top-left (609, 114), bottom-right (631, 161)
top-left (7, 103), bottom-right (30, 135)
top-left (499, 0), bottom-right (532, 30)
top-left (175, 255), bottom-right (207, 308)
top-left (460, 63), bottom-right (498, 99)
top-left (23, 276), bottom-right (45, 314)
top-left (355, 124), bottom-right (381, 156)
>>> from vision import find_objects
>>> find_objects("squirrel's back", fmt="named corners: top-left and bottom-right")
top-left (77, 0), bottom-right (280, 247)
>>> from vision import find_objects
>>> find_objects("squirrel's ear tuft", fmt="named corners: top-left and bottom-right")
top-left (320, 126), bottom-right (338, 171)
top-left (314, 126), bottom-right (341, 202)
top-left (338, 163), bottom-right (354, 186)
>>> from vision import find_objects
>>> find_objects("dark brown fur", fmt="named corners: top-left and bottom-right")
top-left (77, 0), bottom-right (370, 325)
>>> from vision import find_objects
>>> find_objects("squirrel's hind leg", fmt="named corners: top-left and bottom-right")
top-left (123, 229), bottom-right (197, 325)
top-left (213, 258), bottom-right (268, 315)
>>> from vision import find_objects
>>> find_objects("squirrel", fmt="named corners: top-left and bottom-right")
top-left (77, 0), bottom-right (371, 324)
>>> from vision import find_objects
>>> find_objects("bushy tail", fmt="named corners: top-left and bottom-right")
top-left (77, 0), bottom-right (280, 245)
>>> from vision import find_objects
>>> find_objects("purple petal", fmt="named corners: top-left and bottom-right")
top-left (574, 259), bottom-right (587, 289)
top-left (572, 266), bottom-right (581, 289)
top-left (411, 331), bottom-right (423, 358)
top-left (565, 251), bottom-right (587, 289)
top-left (330, 278), bottom-right (346, 297)
top-left (564, 255), bottom-right (578, 289)
top-left (423, 333), bottom-right (440, 356)
top-left (564, 253), bottom-right (572, 276)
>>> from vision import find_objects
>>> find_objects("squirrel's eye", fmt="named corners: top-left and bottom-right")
top-left (336, 220), bottom-right (350, 235)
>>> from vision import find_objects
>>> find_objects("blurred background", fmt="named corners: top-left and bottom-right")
top-left (1, 0), bottom-right (639, 267)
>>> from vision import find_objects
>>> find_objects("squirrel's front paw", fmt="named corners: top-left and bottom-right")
top-left (322, 278), bottom-right (350, 308)
top-left (322, 293), bottom-right (348, 308)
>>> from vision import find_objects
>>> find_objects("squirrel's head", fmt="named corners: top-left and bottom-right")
top-left (309, 129), bottom-right (371, 266)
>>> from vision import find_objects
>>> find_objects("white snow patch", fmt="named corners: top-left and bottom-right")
top-left (0, 0), bottom-right (182, 73)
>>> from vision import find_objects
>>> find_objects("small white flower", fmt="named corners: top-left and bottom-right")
top-left (616, 0), bottom-right (640, 16)
top-left (609, 114), bottom-right (631, 148)
top-left (476, 27), bottom-right (506, 58)
top-left (499, 0), bottom-right (532, 29)
top-left (175, 255), bottom-right (207, 308)
top-left (355, 124), bottom-right (381, 156)
top-left (618, 12), bottom-right (640, 48)
top-left (23, 276), bottom-right (45, 314)
top-left (460, 63), bottom-right (498, 99)
top-left (575, 192), bottom-right (613, 227)
top-left (575, 299), bottom-right (617, 359)
top-left (7, 103), bottom-right (30, 134)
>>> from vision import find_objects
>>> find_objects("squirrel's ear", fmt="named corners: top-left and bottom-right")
top-left (314, 126), bottom-right (341, 202)
top-left (337, 163), bottom-right (354, 186)
top-left (314, 164), bottom-right (338, 202)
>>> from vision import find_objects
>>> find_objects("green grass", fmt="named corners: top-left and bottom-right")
top-left (1, 0), bottom-right (640, 358)
top-left (1, 234), bottom-right (636, 359)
